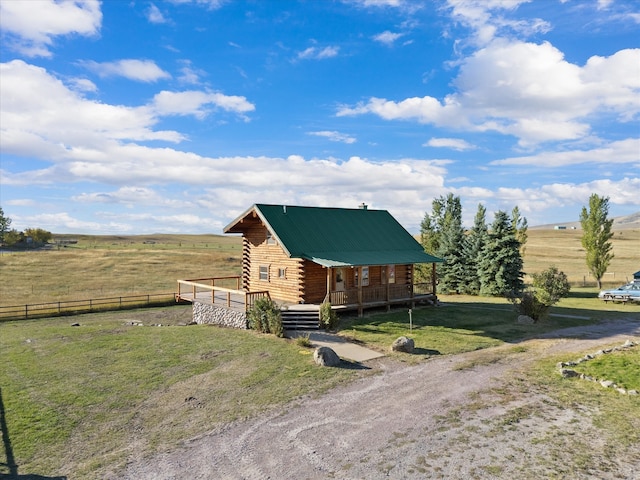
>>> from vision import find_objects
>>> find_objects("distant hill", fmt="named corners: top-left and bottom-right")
top-left (531, 211), bottom-right (640, 231)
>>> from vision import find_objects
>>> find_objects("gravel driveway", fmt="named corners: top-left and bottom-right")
top-left (118, 318), bottom-right (640, 479)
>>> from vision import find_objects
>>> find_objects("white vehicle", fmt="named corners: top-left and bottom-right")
top-left (598, 283), bottom-right (640, 303)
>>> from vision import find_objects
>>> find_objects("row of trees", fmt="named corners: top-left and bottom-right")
top-left (0, 207), bottom-right (52, 247)
top-left (419, 194), bottom-right (527, 296)
top-left (418, 192), bottom-right (616, 297)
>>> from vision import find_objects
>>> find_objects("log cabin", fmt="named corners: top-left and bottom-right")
top-left (177, 203), bottom-right (442, 328)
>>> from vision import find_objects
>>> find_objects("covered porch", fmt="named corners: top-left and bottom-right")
top-left (177, 271), bottom-right (437, 317)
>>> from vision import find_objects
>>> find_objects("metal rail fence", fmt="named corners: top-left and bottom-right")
top-left (0, 293), bottom-right (179, 321)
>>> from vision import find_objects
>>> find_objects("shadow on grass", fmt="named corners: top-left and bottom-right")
top-left (413, 348), bottom-right (441, 356)
top-left (1, 388), bottom-right (67, 480)
top-left (337, 360), bottom-right (371, 370)
top-left (338, 293), bottom-right (640, 347)
top-left (0, 475), bottom-right (67, 479)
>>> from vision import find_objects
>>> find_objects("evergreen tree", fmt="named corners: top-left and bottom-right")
top-left (461, 203), bottom-right (488, 295)
top-left (420, 194), bottom-right (467, 294)
top-left (478, 210), bottom-right (524, 296)
top-left (511, 206), bottom-right (528, 256)
top-left (579, 194), bottom-right (614, 289)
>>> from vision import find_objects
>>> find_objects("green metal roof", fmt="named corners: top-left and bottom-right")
top-left (224, 204), bottom-right (442, 267)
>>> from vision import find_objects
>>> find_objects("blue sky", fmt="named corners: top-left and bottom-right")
top-left (0, 0), bottom-right (638, 234)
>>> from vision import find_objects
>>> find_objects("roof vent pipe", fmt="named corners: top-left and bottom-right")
top-left (359, 203), bottom-right (368, 210)
top-left (283, 205), bottom-right (287, 214)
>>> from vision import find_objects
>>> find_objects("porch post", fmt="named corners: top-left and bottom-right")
top-left (357, 266), bottom-right (363, 317)
top-left (432, 263), bottom-right (437, 298)
top-left (326, 267), bottom-right (331, 304)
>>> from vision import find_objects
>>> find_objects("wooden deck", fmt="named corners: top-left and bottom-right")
top-left (177, 277), bottom-right (437, 316)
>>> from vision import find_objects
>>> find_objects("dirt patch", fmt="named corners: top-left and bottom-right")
top-left (116, 318), bottom-right (640, 479)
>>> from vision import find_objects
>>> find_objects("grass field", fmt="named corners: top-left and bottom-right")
top-left (0, 234), bottom-right (242, 306)
top-left (524, 228), bottom-right (639, 286)
top-left (1, 228), bottom-right (638, 308)
top-left (0, 228), bottom-right (638, 478)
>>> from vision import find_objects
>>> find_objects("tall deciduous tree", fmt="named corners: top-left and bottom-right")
top-left (579, 194), bottom-right (614, 289)
top-left (478, 210), bottom-right (524, 296)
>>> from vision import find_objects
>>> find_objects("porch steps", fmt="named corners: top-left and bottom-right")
top-left (281, 307), bottom-right (320, 330)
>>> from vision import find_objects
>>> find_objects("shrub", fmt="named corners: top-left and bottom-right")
top-left (248, 297), bottom-right (283, 337)
top-left (508, 290), bottom-right (549, 322)
top-left (319, 302), bottom-right (339, 330)
top-left (531, 265), bottom-right (571, 307)
top-left (507, 265), bottom-right (571, 322)
top-left (295, 334), bottom-right (313, 348)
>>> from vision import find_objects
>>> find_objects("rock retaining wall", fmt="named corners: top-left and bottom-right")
top-left (192, 301), bottom-right (248, 329)
top-left (557, 340), bottom-right (638, 395)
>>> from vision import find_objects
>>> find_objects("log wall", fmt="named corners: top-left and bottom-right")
top-left (234, 213), bottom-right (417, 306)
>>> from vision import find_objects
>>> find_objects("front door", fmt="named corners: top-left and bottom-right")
top-left (334, 268), bottom-right (345, 291)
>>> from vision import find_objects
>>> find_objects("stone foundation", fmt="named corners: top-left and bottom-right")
top-left (192, 301), bottom-right (248, 329)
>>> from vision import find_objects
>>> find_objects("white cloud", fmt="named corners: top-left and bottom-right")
top-left (446, 0), bottom-right (550, 47)
top-left (177, 60), bottom-right (204, 84)
top-left (168, 0), bottom-right (227, 9)
top-left (297, 46), bottom-right (340, 60)
top-left (80, 59), bottom-right (171, 82)
top-left (13, 212), bottom-right (131, 233)
top-left (338, 41), bottom-right (640, 146)
top-left (491, 138), bottom-right (640, 167)
top-left (146, 4), bottom-right (168, 24)
top-left (308, 131), bottom-right (357, 144)
top-left (0, 60), bottom-right (255, 162)
top-left (73, 186), bottom-right (187, 208)
top-left (0, 0), bottom-right (102, 57)
top-left (150, 90), bottom-right (255, 118)
top-left (349, 0), bottom-right (404, 7)
top-left (424, 137), bottom-right (476, 151)
top-left (373, 31), bottom-right (404, 46)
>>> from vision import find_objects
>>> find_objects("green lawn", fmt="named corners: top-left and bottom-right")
top-left (1, 289), bottom-right (638, 478)
top-left (337, 289), bottom-right (639, 360)
top-left (0, 306), bottom-right (360, 478)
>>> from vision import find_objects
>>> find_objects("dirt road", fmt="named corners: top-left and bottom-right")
top-left (118, 318), bottom-right (640, 479)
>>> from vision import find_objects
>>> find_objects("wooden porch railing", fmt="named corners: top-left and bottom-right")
top-left (328, 282), bottom-right (433, 306)
top-left (176, 276), bottom-right (269, 312)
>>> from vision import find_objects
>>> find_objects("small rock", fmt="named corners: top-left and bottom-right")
top-left (560, 369), bottom-right (579, 378)
top-left (391, 336), bottom-right (415, 353)
top-left (600, 380), bottom-right (614, 388)
top-left (71, 323), bottom-right (80, 327)
top-left (313, 346), bottom-right (340, 367)
top-left (517, 315), bottom-right (534, 325)
top-left (627, 390), bottom-right (638, 395)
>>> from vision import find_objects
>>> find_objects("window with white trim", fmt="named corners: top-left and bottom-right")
top-left (259, 265), bottom-right (269, 281)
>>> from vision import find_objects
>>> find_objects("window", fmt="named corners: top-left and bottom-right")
top-left (266, 230), bottom-right (276, 245)
top-left (362, 266), bottom-right (369, 286)
top-left (388, 265), bottom-right (396, 284)
top-left (278, 267), bottom-right (286, 279)
top-left (259, 265), bottom-right (269, 281)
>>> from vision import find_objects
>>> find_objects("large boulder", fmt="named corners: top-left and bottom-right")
top-left (391, 336), bottom-right (415, 353)
top-left (313, 346), bottom-right (341, 367)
